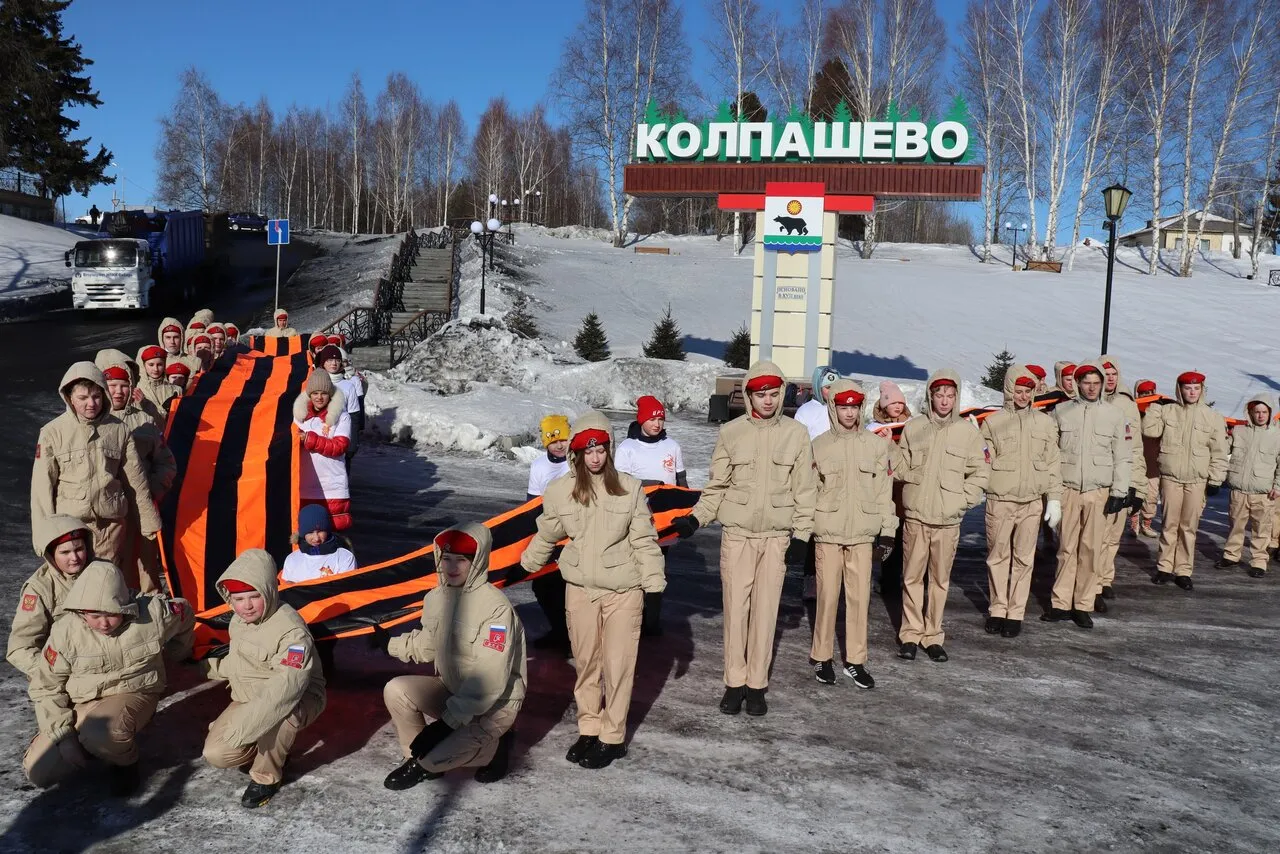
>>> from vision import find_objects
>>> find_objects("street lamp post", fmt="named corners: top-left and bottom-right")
top-left (1005, 221), bottom-right (1028, 270)
top-left (470, 216), bottom-right (502, 314)
top-left (1099, 183), bottom-right (1132, 354)
top-left (535, 190), bottom-right (542, 224)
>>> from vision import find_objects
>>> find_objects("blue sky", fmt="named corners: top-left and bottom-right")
top-left (61, 0), bottom-right (995, 226)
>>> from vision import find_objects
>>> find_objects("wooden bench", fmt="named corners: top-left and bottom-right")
top-left (1024, 260), bottom-right (1063, 273)
top-left (634, 246), bottom-right (671, 255)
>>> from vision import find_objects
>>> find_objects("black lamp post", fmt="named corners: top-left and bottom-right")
top-left (470, 216), bottom-right (501, 314)
top-left (1100, 182), bottom-right (1132, 353)
top-left (1005, 220), bottom-right (1028, 270)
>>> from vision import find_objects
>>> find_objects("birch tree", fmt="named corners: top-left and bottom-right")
top-left (342, 73), bottom-right (368, 234)
top-left (156, 67), bottom-right (227, 210)
top-left (706, 0), bottom-right (764, 254)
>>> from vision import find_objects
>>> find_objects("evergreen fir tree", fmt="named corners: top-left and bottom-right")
top-left (504, 291), bottom-right (539, 339)
top-left (574, 312), bottom-right (611, 362)
top-left (643, 304), bottom-right (686, 361)
top-left (982, 349), bottom-right (1016, 392)
top-left (0, 0), bottom-right (114, 196)
top-left (723, 324), bottom-right (751, 369)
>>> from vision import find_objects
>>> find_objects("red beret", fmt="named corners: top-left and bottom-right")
top-left (48, 529), bottom-right (88, 549)
top-left (220, 579), bottom-right (256, 594)
top-left (189, 321), bottom-right (206, 330)
top-left (102, 366), bottom-right (130, 382)
top-left (1101, 360), bottom-right (1115, 371)
top-left (193, 334), bottom-right (211, 347)
top-left (745, 374), bottom-right (784, 393)
top-left (1014, 375), bottom-right (1036, 389)
top-left (930, 378), bottom-right (957, 390)
top-left (165, 362), bottom-right (190, 377)
top-left (1136, 380), bottom-right (1157, 394)
top-left (1074, 365), bottom-right (1101, 380)
top-left (327, 334), bottom-right (344, 347)
top-left (570, 428), bottom-right (611, 451)
top-left (1025, 364), bottom-right (1046, 379)
top-left (309, 334), bottom-right (328, 348)
top-left (225, 323), bottom-right (239, 334)
top-left (1062, 363), bottom-right (1077, 377)
top-left (140, 345), bottom-right (166, 363)
top-left (833, 388), bottom-right (865, 406)
top-left (435, 529), bottom-right (478, 558)
top-left (1177, 371), bottom-right (1205, 385)
top-left (162, 323), bottom-right (182, 335)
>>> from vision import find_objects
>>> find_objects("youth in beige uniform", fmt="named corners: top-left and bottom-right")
top-left (136, 345), bottom-right (181, 423)
top-left (675, 361), bottom-right (816, 716)
top-left (24, 561), bottom-right (193, 794)
top-left (895, 368), bottom-right (989, 661)
top-left (1044, 362), bottom-right (1130, 628)
top-left (157, 316), bottom-right (200, 375)
top-left (380, 524), bottom-right (526, 789)
top-left (264, 308), bottom-right (299, 337)
top-left (980, 366), bottom-right (1062, 638)
top-left (521, 411), bottom-right (664, 767)
top-left (1049, 361), bottom-right (1078, 400)
top-left (7, 516), bottom-right (93, 679)
top-left (31, 362), bottom-right (161, 567)
top-left (1219, 393), bottom-right (1280, 577)
top-left (808, 380), bottom-right (895, 688)
top-left (1096, 355), bottom-right (1147, 604)
top-left (1142, 371), bottom-right (1228, 589)
top-left (201, 550), bottom-right (327, 808)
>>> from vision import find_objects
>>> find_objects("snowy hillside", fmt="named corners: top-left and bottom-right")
top-left (0, 213), bottom-right (79, 302)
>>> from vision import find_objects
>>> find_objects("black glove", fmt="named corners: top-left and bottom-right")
top-left (672, 515), bottom-right (700, 539)
top-left (784, 537), bottom-right (808, 566)
top-left (641, 591), bottom-right (663, 637)
top-left (1126, 487), bottom-right (1142, 512)
top-left (1205, 483), bottom-right (1220, 497)
top-left (1103, 495), bottom-right (1127, 516)
top-left (874, 535), bottom-right (895, 563)
top-left (368, 624), bottom-right (391, 652)
top-left (409, 719), bottom-right (455, 759)
top-left (504, 565), bottom-right (531, 586)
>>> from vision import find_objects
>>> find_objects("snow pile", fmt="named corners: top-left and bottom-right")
top-left (542, 224), bottom-right (613, 242)
top-left (390, 317), bottom-right (571, 393)
top-left (266, 230), bottom-right (400, 332)
top-left (0, 214), bottom-right (79, 301)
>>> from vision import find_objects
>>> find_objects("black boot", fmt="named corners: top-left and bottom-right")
top-left (984, 616), bottom-right (1005, 634)
top-left (1100, 585), bottom-right (1115, 599)
top-left (1153, 571), bottom-right (1174, 585)
top-left (1070, 610), bottom-right (1094, 629)
top-left (743, 688), bottom-right (768, 716)
top-left (474, 731), bottom-right (514, 783)
top-left (1040, 608), bottom-right (1070, 622)
top-left (1093, 596), bottom-right (1109, 614)
top-left (241, 780), bottom-right (283, 808)
top-left (924, 644), bottom-right (948, 662)
top-left (578, 740), bottom-right (626, 769)
top-left (719, 685), bottom-right (747, 715)
top-left (108, 762), bottom-right (140, 797)
top-left (1174, 576), bottom-right (1194, 591)
top-left (565, 735), bottom-right (599, 763)
top-left (897, 642), bottom-right (918, 660)
top-left (1248, 567), bottom-right (1267, 578)
top-left (1000, 619), bottom-right (1022, 638)
top-left (1215, 558), bottom-right (1240, 569)
top-left (383, 758), bottom-right (439, 791)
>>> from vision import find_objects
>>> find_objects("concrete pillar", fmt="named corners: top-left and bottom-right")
top-left (750, 210), bottom-right (836, 379)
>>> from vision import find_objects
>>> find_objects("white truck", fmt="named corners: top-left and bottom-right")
top-left (65, 209), bottom-right (210, 310)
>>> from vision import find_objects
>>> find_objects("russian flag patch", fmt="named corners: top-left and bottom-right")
top-left (483, 625), bottom-right (507, 652)
top-left (281, 644), bottom-right (307, 669)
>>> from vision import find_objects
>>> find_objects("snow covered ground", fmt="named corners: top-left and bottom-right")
top-left (0, 214), bottom-right (80, 304)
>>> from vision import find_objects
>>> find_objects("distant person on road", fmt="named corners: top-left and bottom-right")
top-left (294, 370), bottom-right (352, 530)
top-left (894, 369), bottom-right (989, 662)
top-left (1218, 393), bottom-right (1280, 578)
top-left (673, 361), bottom-right (815, 717)
top-left (1132, 379), bottom-right (1162, 538)
top-left (1142, 371), bottom-right (1228, 591)
top-left (517, 414), bottom-right (572, 654)
top-left (375, 524), bottom-right (525, 790)
top-left (31, 362), bottom-right (161, 568)
top-left (265, 309), bottom-right (298, 338)
top-left (6, 516), bottom-right (93, 680)
top-left (135, 345), bottom-right (180, 418)
top-left (88, 205), bottom-right (100, 228)
top-left (518, 411), bottom-right (665, 769)
top-left (1049, 362), bottom-right (1078, 400)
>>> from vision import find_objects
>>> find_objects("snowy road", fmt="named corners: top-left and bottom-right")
top-left (2, 415), bottom-right (1278, 852)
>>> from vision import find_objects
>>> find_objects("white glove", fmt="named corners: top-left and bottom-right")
top-left (1043, 499), bottom-right (1062, 531)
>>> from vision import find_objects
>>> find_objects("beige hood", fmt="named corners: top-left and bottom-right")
top-left (157, 317), bottom-right (185, 352)
top-left (1244, 392), bottom-right (1274, 419)
top-left (1053, 361), bottom-right (1077, 398)
top-left (924, 367), bottom-right (963, 425)
top-left (62, 561), bottom-right (138, 619)
top-left (1002, 365), bottom-right (1038, 412)
top-left (824, 378), bottom-right (865, 435)
top-left (744, 359), bottom-right (787, 423)
top-left (94, 348), bottom-right (139, 385)
top-left (1174, 374), bottom-right (1209, 407)
top-left (34, 514), bottom-right (91, 560)
top-left (1073, 359), bottom-right (1105, 401)
top-left (216, 549), bottom-right (281, 623)
top-left (1098, 353), bottom-right (1133, 402)
top-left (58, 361), bottom-right (108, 422)
top-left (433, 522), bottom-right (493, 592)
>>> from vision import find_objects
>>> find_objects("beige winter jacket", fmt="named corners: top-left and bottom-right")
top-left (28, 561), bottom-right (194, 743)
top-left (897, 368), bottom-right (990, 526)
top-left (1227, 393), bottom-right (1280, 495)
top-left (1053, 360), bottom-right (1131, 497)
top-left (980, 366), bottom-right (1063, 503)
top-left (31, 363), bottom-right (161, 553)
top-left (810, 379), bottom-right (897, 545)
top-left (692, 360), bottom-right (818, 539)
top-left (1099, 354), bottom-right (1148, 498)
top-left (265, 311), bottom-right (299, 338)
top-left (390, 523), bottom-right (527, 729)
top-left (521, 411), bottom-right (665, 597)
top-left (6, 516), bottom-right (90, 679)
top-left (136, 373), bottom-right (180, 422)
top-left (1142, 381), bottom-right (1229, 485)
top-left (201, 550), bottom-right (326, 746)
top-left (95, 349), bottom-right (177, 503)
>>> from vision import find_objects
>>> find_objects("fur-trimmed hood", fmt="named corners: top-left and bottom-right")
top-left (293, 388), bottom-right (347, 428)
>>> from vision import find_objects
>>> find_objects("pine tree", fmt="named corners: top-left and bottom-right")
top-left (504, 291), bottom-right (539, 339)
top-left (643, 304), bottom-right (686, 361)
top-left (723, 324), bottom-right (751, 369)
top-left (982, 349), bottom-right (1016, 392)
top-left (574, 312), bottom-right (611, 362)
top-left (0, 0), bottom-right (114, 196)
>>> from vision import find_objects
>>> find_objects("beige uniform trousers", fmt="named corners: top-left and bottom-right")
top-left (720, 532), bottom-right (787, 689)
top-left (382, 675), bottom-right (520, 772)
top-left (1141, 477), bottom-right (1161, 523)
top-left (24, 692), bottom-right (159, 788)
top-left (811, 542), bottom-right (872, 665)
top-left (116, 511), bottom-right (162, 593)
top-left (565, 584), bottom-right (642, 745)
top-left (984, 499), bottom-right (1040, 621)
top-left (85, 517), bottom-right (126, 569)
top-left (1097, 503), bottom-right (1129, 593)
top-left (1224, 491), bottom-right (1274, 570)
top-left (1156, 479), bottom-right (1207, 577)
top-left (1052, 488), bottom-right (1107, 611)
top-left (202, 693), bottom-right (325, 785)
top-left (900, 520), bottom-right (961, 647)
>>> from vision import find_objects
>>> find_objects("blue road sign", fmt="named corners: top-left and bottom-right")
top-left (267, 219), bottom-right (290, 245)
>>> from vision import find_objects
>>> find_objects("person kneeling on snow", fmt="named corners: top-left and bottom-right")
top-left (375, 524), bottom-right (526, 790)
top-left (295, 371), bottom-right (352, 530)
top-left (201, 550), bottom-right (327, 808)
top-left (24, 561), bottom-right (194, 796)
top-left (7, 517), bottom-right (94, 680)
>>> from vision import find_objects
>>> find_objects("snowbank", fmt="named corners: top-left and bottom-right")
top-left (262, 230), bottom-right (400, 332)
top-left (0, 213), bottom-right (79, 303)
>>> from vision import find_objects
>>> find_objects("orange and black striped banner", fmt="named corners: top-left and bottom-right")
top-left (190, 486), bottom-right (700, 659)
top-left (161, 349), bottom-right (307, 612)
top-left (247, 334), bottom-right (309, 357)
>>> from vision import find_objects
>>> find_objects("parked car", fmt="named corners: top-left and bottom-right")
top-left (228, 211), bottom-right (268, 231)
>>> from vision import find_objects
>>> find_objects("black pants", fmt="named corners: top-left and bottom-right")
top-left (531, 571), bottom-right (568, 639)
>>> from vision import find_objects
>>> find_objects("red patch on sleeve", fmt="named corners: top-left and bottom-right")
top-left (482, 626), bottom-right (507, 652)
top-left (281, 644), bottom-right (306, 669)
top-left (21, 593), bottom-right (37, 612)
top-left (44, 646), bottom-right (57, 666)
top-left (35, 444), bottom-right (41, 459)
top-left (168, 600), bottom-right (186, 619)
